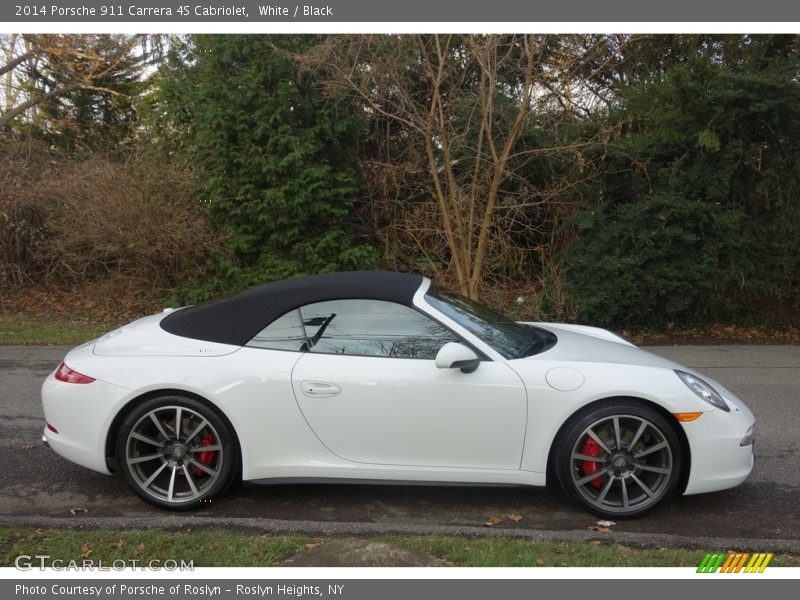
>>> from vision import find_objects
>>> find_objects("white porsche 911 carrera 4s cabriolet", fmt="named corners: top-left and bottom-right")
top-left (41, 271), bottom-right (755, 516)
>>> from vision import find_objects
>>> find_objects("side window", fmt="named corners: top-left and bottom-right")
top-left (299, 299), bottom-right (458, 359)
top-left (246, 299), bottom-right (460, 358)
top-left (247, 309), bottom-right (306, 351)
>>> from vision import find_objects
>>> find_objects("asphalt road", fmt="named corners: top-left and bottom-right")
top-left (1, 344), bottom-right (799, 550)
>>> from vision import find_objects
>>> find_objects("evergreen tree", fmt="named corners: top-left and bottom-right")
top-left (160, 35), bottom-right (375, 298)
top-left (566, 35), bottom-right (800, 327)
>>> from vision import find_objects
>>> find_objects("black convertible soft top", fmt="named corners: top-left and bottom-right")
top-left (160, 271), bottom-right (424, 346)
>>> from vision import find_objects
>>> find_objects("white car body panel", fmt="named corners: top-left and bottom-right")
top-left (93, 312), bottom-right (238, 357)
top-left (41, 274), bottom-right (755, 507)
top-left (291, 352), bottom-right (527, 469)
top-left (521, 324), bottom-right (679, 368)
top-left (512, 360), bottom-right (710, 474)
top-left (528, 322), bottom-right (636, 347)
top-left (42, 375), bottom-right (129, 475)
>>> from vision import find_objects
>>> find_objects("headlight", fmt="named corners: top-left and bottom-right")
top-left (675, 370), bottom-right (730, 412)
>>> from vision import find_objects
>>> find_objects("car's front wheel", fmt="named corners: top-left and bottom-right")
top-left (116, 395), bottom-right (238, 509)
top-left (554, 400), bottom-right (683, 517)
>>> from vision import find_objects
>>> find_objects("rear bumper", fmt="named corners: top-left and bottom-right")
top-left (683, 407), bottom-right (755, 495)
top-left (41, 373), bottom-right (131, 475)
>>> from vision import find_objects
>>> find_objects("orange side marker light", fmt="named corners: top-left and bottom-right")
top-left (673, 412), bottom-right (703, 422)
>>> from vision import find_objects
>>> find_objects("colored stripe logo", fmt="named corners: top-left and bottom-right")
top-left (697, 552), bottom-right (773, 573)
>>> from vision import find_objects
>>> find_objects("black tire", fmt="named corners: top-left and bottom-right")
top-left (554, 400), bottom-right (683, 518)
top-left (116, 394), bottom-right (238, 510)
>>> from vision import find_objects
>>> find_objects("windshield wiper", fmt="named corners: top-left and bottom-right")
top-left (303, 313), bottom-right (337, 350)
top-left (517, 330), bottom-right (544, 358)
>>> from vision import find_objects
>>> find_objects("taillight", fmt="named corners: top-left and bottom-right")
top-left (54, 362), bottom-right (95, 384)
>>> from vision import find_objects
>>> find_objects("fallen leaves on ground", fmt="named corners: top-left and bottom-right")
top-left (632, 323), bottom-right (800, 345)
top-left (483, 513), bottom-right (524, 526)
top-left (0, 282), bottom-right (158, 325)
top-left (484, 515), bottom-right (504, 527)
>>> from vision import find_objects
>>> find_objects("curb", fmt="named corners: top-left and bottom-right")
top-left (2, 516), bottom-right (799, 554)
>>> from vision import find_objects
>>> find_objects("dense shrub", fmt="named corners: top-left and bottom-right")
top-left (565, 196), bottom-right (746, 328)
top-left (159, 35), bottom-right (377, 303)
top-left (0, 142), bottom-right (216, 294)
top-left (565, 46), bottom-right (800, 328)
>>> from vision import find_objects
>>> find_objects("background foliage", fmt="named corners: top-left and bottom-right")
top-left (566, 35), bottom-right (800, 327)
top-left (2, 34), bottom-right (799, 329)
top-left (157, 35), bottom-right (376, 301)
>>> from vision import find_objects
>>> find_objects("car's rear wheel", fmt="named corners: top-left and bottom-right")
top-left (116, 395), bottom-right (237, 509)
top-left (554, 401), bottom-right (682, 517)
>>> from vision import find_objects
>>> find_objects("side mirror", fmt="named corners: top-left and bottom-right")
top-left (435, 342), bottom-right (480, 373)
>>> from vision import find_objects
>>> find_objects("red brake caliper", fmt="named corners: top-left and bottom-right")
top-left (579, 435), bottom-right (604, 489)
top-left (193, 433), bottom-right (217, 476)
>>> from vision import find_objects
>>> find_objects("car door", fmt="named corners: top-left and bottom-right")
top-left (284, 299), bottom-right (528, 470)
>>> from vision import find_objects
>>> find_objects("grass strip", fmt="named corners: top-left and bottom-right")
top-left (2, 528), bottom-right (798, 568)
top-left (0, 315), bottom-right (110, 345)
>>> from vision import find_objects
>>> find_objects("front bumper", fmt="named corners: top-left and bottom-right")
top-left (682, 405), bottom-right (755, 495)
top-left (41, 373), bottom-right (132, 475)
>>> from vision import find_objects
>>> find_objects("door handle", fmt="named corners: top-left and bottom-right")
top-left (301, 381), bottom-right (342, 398)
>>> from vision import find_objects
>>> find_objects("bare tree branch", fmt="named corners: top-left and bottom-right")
top-left (0, 84), bottom-right (78, 127)
top-left (306, 34), bottom-right (610, 299)
top-left (0, 48), bottom-right (34, 79)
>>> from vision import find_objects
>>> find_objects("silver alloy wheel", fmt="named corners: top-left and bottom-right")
top-left (125, 405), bottom-right (224, 505)
top-left (569, 414), bottom-right (673, 514)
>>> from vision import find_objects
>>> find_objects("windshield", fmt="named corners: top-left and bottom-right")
top-left (424, 287), bottom-right (556, 359)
